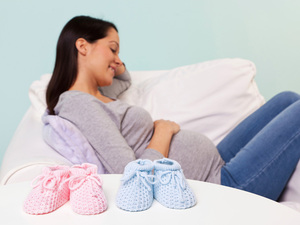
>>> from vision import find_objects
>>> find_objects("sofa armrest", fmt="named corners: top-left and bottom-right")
top-left (0, 107), bottom-right (71, 185)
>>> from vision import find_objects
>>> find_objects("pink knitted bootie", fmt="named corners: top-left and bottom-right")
top-left (23, 165), bottom-right (70, 215)
top-left (68, 163), bottom-right (107, 215)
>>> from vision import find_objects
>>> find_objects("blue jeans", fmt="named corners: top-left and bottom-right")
top-left (217, 91), bottom-right (300, 201)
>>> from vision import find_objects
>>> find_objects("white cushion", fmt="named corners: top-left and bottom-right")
top-left (120, 58), bottom-right (265, 144)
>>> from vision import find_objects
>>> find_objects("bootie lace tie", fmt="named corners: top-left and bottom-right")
top-left (68, 174), bottom-right (103, 197)
top-left (157, 170), bottom-right (187, 202)
top-left (121, 170), bottom-right (156, 192)
top-left (32, 174), bottom-right (62, 192)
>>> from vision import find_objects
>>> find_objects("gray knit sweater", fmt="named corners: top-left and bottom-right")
top-left (54, 71), bottom-right (224, 183)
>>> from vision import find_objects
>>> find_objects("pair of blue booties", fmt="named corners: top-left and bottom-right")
top-left (116, 158), bottom-right (196, 212)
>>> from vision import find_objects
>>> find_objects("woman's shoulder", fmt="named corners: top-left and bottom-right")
top-left (55, 91), bottom-right (98, 113)
top-left (60, 90), bottom-right (91, 99)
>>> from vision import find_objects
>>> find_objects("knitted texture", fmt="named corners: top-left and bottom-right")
top-left (154, 158), bottom-right (196, 209)
top-left (23, 165), bottom-right (70, 215)
top-left (116, 159), bottom-right (155, 212)
top-left (68, 163), bottom-right (107, 215)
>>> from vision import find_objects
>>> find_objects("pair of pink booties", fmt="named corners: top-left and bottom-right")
top-left (23, 163), bottom-right (107, 215)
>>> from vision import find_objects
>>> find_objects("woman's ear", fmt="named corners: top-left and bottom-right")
top-left (75, 38), bottom-right (88, 56)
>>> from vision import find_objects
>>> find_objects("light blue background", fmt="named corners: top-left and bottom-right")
top-left (1, 0), bottom-right (300, 165)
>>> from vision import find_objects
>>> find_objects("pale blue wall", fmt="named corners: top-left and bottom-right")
top-left (1, 0), bottom-right (300, 165)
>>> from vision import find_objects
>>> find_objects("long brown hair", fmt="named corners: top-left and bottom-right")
top-left (46, 16), bottom-right (118, 115)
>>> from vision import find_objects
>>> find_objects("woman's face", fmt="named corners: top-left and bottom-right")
top-left (85, 28), bottom-right (122, 87)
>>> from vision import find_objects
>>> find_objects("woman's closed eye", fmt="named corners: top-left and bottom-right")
top-left (110, 48), bottom-right (117, 53)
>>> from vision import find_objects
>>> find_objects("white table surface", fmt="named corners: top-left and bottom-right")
top-left (1, 174), bottom-right (300, 225)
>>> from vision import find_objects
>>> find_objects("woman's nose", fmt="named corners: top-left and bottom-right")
top-left (115, 55), bottom-right (122, 66)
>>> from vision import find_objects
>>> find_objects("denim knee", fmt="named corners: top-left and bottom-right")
top-left (273, 91), bottom-right (300, 104)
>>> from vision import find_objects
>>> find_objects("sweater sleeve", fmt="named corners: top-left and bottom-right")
top-left (55, 92), bottom-right (162, 174)
top-left (141, 148), bottom-right (164, 161)
top-left (98, 69), bottom-right (131, 99)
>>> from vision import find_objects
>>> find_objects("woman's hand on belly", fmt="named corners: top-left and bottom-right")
top-left (146, 120), bottom-right (180, 157)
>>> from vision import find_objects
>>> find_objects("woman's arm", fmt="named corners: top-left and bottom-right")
top-left (146, 120), bottom-right (180, 157)
top-left (99, 63), bottom-right (131, 99)
top-left (55, 92), bottom-right (163, 173)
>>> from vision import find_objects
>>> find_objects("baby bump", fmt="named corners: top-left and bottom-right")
top-left (168, 130), bottom-right (224, 183)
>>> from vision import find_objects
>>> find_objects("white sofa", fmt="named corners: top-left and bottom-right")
top-left (1, 58), bottom-right (299, 211)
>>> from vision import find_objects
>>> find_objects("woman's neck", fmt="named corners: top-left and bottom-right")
top-left (69, 82), bottom-right (114, 103)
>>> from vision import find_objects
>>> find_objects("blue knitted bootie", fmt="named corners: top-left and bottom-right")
top-left (153, 158), bottom-right (196, 209)
top-left (116, 159), bottom-right (155, 212)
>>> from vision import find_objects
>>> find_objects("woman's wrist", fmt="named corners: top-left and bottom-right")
top-left (154, 124), bottom-right (174, 136)
top-left (147, 127), bottom-right (174, 157)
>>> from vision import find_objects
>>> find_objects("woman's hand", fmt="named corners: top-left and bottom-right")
top-left (154, 119), bottom-right (180, 135)
top-left (147, 120), bottom-right (180, 158)
top-left (115, 63), bottom-right (126, 76)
